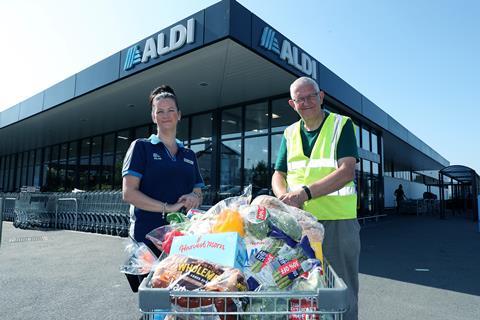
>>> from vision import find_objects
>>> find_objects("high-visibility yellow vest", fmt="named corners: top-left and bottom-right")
top-left (285, 112), bottom-right (357, 220)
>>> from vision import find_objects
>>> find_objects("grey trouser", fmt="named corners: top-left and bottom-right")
top-left (318, 219), bottom-right (361, 320)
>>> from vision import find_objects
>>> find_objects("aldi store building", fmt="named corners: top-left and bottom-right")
top-left (0, 0), bottom-right (449, 217)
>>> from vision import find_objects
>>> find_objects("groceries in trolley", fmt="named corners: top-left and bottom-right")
top-left (122, 186), bottom-right (341, 319)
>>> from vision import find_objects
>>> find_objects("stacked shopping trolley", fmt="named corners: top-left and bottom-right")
top-left (0, 190), bottom-right (130, 237)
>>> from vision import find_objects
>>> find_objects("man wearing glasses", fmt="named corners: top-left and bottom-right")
top-left (272, 76), bottom-right (360, 320)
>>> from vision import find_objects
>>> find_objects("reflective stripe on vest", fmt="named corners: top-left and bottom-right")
top-left (285, 112), bottom-right (357, 220)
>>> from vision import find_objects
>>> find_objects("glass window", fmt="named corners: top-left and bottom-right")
top-left (42, 146), bottom-right (50, 189)
top-left (371, 132), bottom-right (378, 154)
top-left (244, 136), bottom-right (269, 189)
top-left (134, 125), bottom-right (150, 140)
top-left (20, 152), bottom-right (27, 188)
top-left (354, 123), bottom-right (360, 149)
top-left (245, 102), bottom-right (268, 136)
top-left (219, 139), bottom-right (242, 200)
top-left (79, 138), bottom-right (91, 190)
top-left (102, 134), bottom-right (115, 190)
top-left (372, 162), bottom-right (379, 176)
top-left (8, 155), bottom-right (15, 191)
top-left (271, 134), bottom-right (283, 171)
top-left (66, 142), bottom-right (78, 190)
top-left (272, 98), bottom-right (299, 133)
top-left (362, 159), bottom-right (371, 174)
top-left (27, 150), bottom-right (35, 186)
top-left (115, 131), bottom-right (132, 189)
top-left (48, 145), bottom-right (60, 191)
top-left (221, 107), bottom-right (242, 140)
top-left (90, 136), bottom-right (103, 190)
top-left (0, 156), bottom-right (4, 191)
top-left (58, 144), bottom-right (68, 191)
top-left (16, 152), bottom-right (22, 188)
top-left (190, 143), bottom-right (213, 205)
top-left (34, 149), bottom-right (42, 187)
top-left (362, 127), bottom-right (370, 151)
top-left (191, 113), bottom-right (212, 144)
top-left (177, 117), bottom-right (188, 145)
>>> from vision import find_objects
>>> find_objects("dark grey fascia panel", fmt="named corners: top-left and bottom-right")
top-left (407, 132), bottom-right (428, 154)
top-left (228, 0), bottom-right (252, 47)
top-left (0, 104), bottom-right (20, 128)
top-left (19, 92), bottom-right (44, 120)
top-left (387, 115), bottom-right (409, 142)
top-left (204, 0), bottom-right (229, 44)
top-left (318, 63), bottom-right (362, 114)
top-left (75, 53), bottom-right (121, 97)
top-left (43, 76), bottom-right (76, 111)
top-left (361, 96), bottom-right (388, 129)
top-left (204, 0), bottom-right (251, 47)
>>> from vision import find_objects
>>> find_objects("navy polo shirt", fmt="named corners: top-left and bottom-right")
top-left (122, 134), bottom-right (204, 244)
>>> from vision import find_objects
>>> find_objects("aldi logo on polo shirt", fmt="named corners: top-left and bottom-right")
top-left (153, 153), bottom-right (162, 160)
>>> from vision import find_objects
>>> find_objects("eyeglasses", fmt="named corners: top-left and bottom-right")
top-left (291, 92), bottom-right (319, 104)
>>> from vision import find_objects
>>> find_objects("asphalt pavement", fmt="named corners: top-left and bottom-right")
top-left (1, 212), bottom-right (479, 320)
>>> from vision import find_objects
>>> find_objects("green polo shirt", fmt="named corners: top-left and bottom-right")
top-left (274, 112), bottom-right (358, 173)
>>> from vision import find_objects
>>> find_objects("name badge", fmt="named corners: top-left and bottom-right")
top-left (184, 158), bottom-right (194, 165)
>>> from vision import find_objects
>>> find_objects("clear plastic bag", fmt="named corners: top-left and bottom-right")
top-left (120, 239), bottom-right (157, 275)
top-left (186, 185), bottom-right (252, 235)
top-left (146, 225), bottom-right (186, 254)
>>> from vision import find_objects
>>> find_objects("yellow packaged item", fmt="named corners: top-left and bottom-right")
top-left (211, 208), bottom-right (245, 237)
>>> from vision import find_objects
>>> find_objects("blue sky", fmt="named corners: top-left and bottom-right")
top-left (0, 0), bottom-right (478, 173)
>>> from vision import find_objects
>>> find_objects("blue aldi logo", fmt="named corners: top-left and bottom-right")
top-left (260, 27), bottom-right (280, 54)
top-left (259, 26), bottom-right (317, 80)
top-left (124, 45), bottom-right (142, 71)
top-left (123, 18), bottom-right (195, 72)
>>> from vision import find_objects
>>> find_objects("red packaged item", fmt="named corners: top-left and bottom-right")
top-left (289, 299), bottom-right (319, 320)
top-left (161, 229), bottom-right (184, 254)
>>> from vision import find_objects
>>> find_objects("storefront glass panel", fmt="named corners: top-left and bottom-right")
top-left (362, 127), bottom-right (370, 151)
top-left (219, 139), bottom-right (242, 200)
top-left (89, 136), bottom-right (102, 189)
top-left (244, 136), bottom-right (269, 191)
top-left (191, 113), bottom-right (212, 144)
top-left (272, 98), bottom-right (298, 133)
top-left (245, 102), bottom-right (268, 136)
top-left (115, 131), bottom-right (132, 189)
top-left (66, 142), bottom-right (77, 190)
top-left (271, 134), bottom-right (283, 171)
top-left (79, 139), bottom-right (91, 190)
top-left (102, 134), bottom-right (115, 189)
top-left (221, 107), bottom-right (242, 140)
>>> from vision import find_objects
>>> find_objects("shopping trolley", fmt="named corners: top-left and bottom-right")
top-left (138, 259), bottom-right (347, 319)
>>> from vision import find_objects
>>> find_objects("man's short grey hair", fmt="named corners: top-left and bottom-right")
top-left (290, 77), bottom-right (320, 96)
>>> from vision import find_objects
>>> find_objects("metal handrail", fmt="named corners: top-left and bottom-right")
top-left (55, 198), bottom-right (78, 231)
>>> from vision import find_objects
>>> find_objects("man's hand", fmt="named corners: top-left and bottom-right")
top-left (279, 189), bottom-right (308, 208)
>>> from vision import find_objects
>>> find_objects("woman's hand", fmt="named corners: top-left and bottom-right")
top-left (166, 201), bottom-right (185, 213)
top-left (178, 192), bottom-right (201, 212)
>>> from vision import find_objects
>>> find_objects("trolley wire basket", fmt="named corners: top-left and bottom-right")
top-left (138, 259), bottom-right (347, 320)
